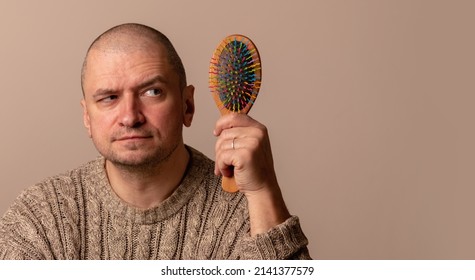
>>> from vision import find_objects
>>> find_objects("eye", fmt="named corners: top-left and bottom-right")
top-left (99, 95), bottom-right (118, 103)
top-left (144, 88), bottom-right (163, 97)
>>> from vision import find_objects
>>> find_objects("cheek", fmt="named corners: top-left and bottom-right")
top-left (88, 113), bottom-right (115, 138)
top-left (150, 108), bottom-right (178, 127)
top-left (147, 103), bottom-right (183, 131)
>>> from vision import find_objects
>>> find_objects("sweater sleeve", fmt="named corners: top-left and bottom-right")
top-left (238, 216), bottom-right (312, 260)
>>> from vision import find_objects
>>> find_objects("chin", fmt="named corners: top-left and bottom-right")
top-left (103, 144), bottom-right (178, 169)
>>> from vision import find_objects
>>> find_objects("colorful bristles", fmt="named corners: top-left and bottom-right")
top-left (209, 34), bottom-right (262, 115)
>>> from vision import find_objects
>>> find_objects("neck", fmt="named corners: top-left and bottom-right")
top-left (105, 144), bottom-right (190, 209)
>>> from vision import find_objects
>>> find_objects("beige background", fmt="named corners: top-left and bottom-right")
top-left (1, 0), bottom-right (474, 259)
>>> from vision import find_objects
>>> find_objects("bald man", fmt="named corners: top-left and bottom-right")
top-left (0, 23), bottom-right (310, 260)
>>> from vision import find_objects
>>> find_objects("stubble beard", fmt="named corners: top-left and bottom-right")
top-left (93, 132), bottom-right (181, 175)
top-left (108, 141), bottom-right (179, 174)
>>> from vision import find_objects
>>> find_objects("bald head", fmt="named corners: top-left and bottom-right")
top-left (81, 23), bottom-right (187, 94)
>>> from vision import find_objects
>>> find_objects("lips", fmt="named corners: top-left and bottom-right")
top-left (114, 135), bottom-right (153, 141)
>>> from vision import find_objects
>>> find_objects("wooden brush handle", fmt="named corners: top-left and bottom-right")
top-left (222, 175), bottom-right (238, 193)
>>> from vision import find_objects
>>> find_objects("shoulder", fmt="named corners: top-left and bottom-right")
top-left (0, 157), bottom-right (103, 259)
top-left (0, 158), bottom-right (101, 259)
top-left (186, 145), bottom-right (215, 172)
top-left (185, 145), bottom-right (221, 191)
top-left (10, 157), bottom-right (103, 207)
top-left (186, 144), bottom-right (249, 217)
top-left (0, 157), bottom-right (103, 233)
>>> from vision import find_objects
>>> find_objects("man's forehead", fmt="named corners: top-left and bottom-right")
top-left (83, 48), bottom-right (177, 93)
top-left (85, 42), bottom-right (170, 73)
top-left (89, 37), bottom-right (167, 57)
top-left (85, 52), bottom-right (171, 80)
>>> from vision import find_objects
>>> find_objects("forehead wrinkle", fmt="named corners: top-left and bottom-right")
top-left (135, 74), bottom-right (169, 89)
top-left (89, 40), bottom-right (171, 72)
top-left (86, 53), bottom-right (173, 98)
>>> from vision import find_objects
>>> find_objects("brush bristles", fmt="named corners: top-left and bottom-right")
top-left (209, 35), bottom-right (262, 114)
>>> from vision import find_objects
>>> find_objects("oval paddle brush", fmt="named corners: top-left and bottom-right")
top-left (209, 34), bottom-right (262, 192)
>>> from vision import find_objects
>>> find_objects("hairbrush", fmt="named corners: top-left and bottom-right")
top-left (209, 34), bottom-right (262, 192)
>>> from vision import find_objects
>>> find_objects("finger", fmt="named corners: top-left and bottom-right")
top-left (214, 146), bottom-right (237, 178)
top-left (214, 135), bottom-right (249, 176)
top-left (215, 126), bottom-right (264, 148)
top-left (213, 113), bottom-right (264, 136)
top-left (215, 134), bottom-right (260, 168)
top-left (214, 138), bottom-right (234, 175)
top-left (215, 136), bottom-right (235, 176)
top-left (215, 135), bottom-right (261, 171)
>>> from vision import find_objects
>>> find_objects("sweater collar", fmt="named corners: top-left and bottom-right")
top-left (88, 146), bottom-right (206, 224)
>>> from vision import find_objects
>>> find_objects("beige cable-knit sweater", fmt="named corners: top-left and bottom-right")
top-left (0, 147), bottom-right (310, 259)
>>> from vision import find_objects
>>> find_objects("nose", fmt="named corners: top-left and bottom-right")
top-left (119, 94), bottom-right (145, 128)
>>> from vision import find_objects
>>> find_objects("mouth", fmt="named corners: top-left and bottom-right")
top-left (115, 135), bottom-right (153, 141)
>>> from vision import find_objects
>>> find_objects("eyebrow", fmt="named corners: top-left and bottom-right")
top-left (92, 88), bottom-right (114, 98)
top-left (134, 75), bottom-right (168, 91)
top-left (92, 75), bottom-right (168, 99)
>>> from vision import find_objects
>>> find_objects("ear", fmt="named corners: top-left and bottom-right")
top-left (182, 85), bottom-right (195, 127)
top-left (80, 99), bottom-right (92, 138)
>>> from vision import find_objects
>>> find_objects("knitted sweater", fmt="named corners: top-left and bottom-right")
top-left (0, 147), bottom-right (310, 260)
